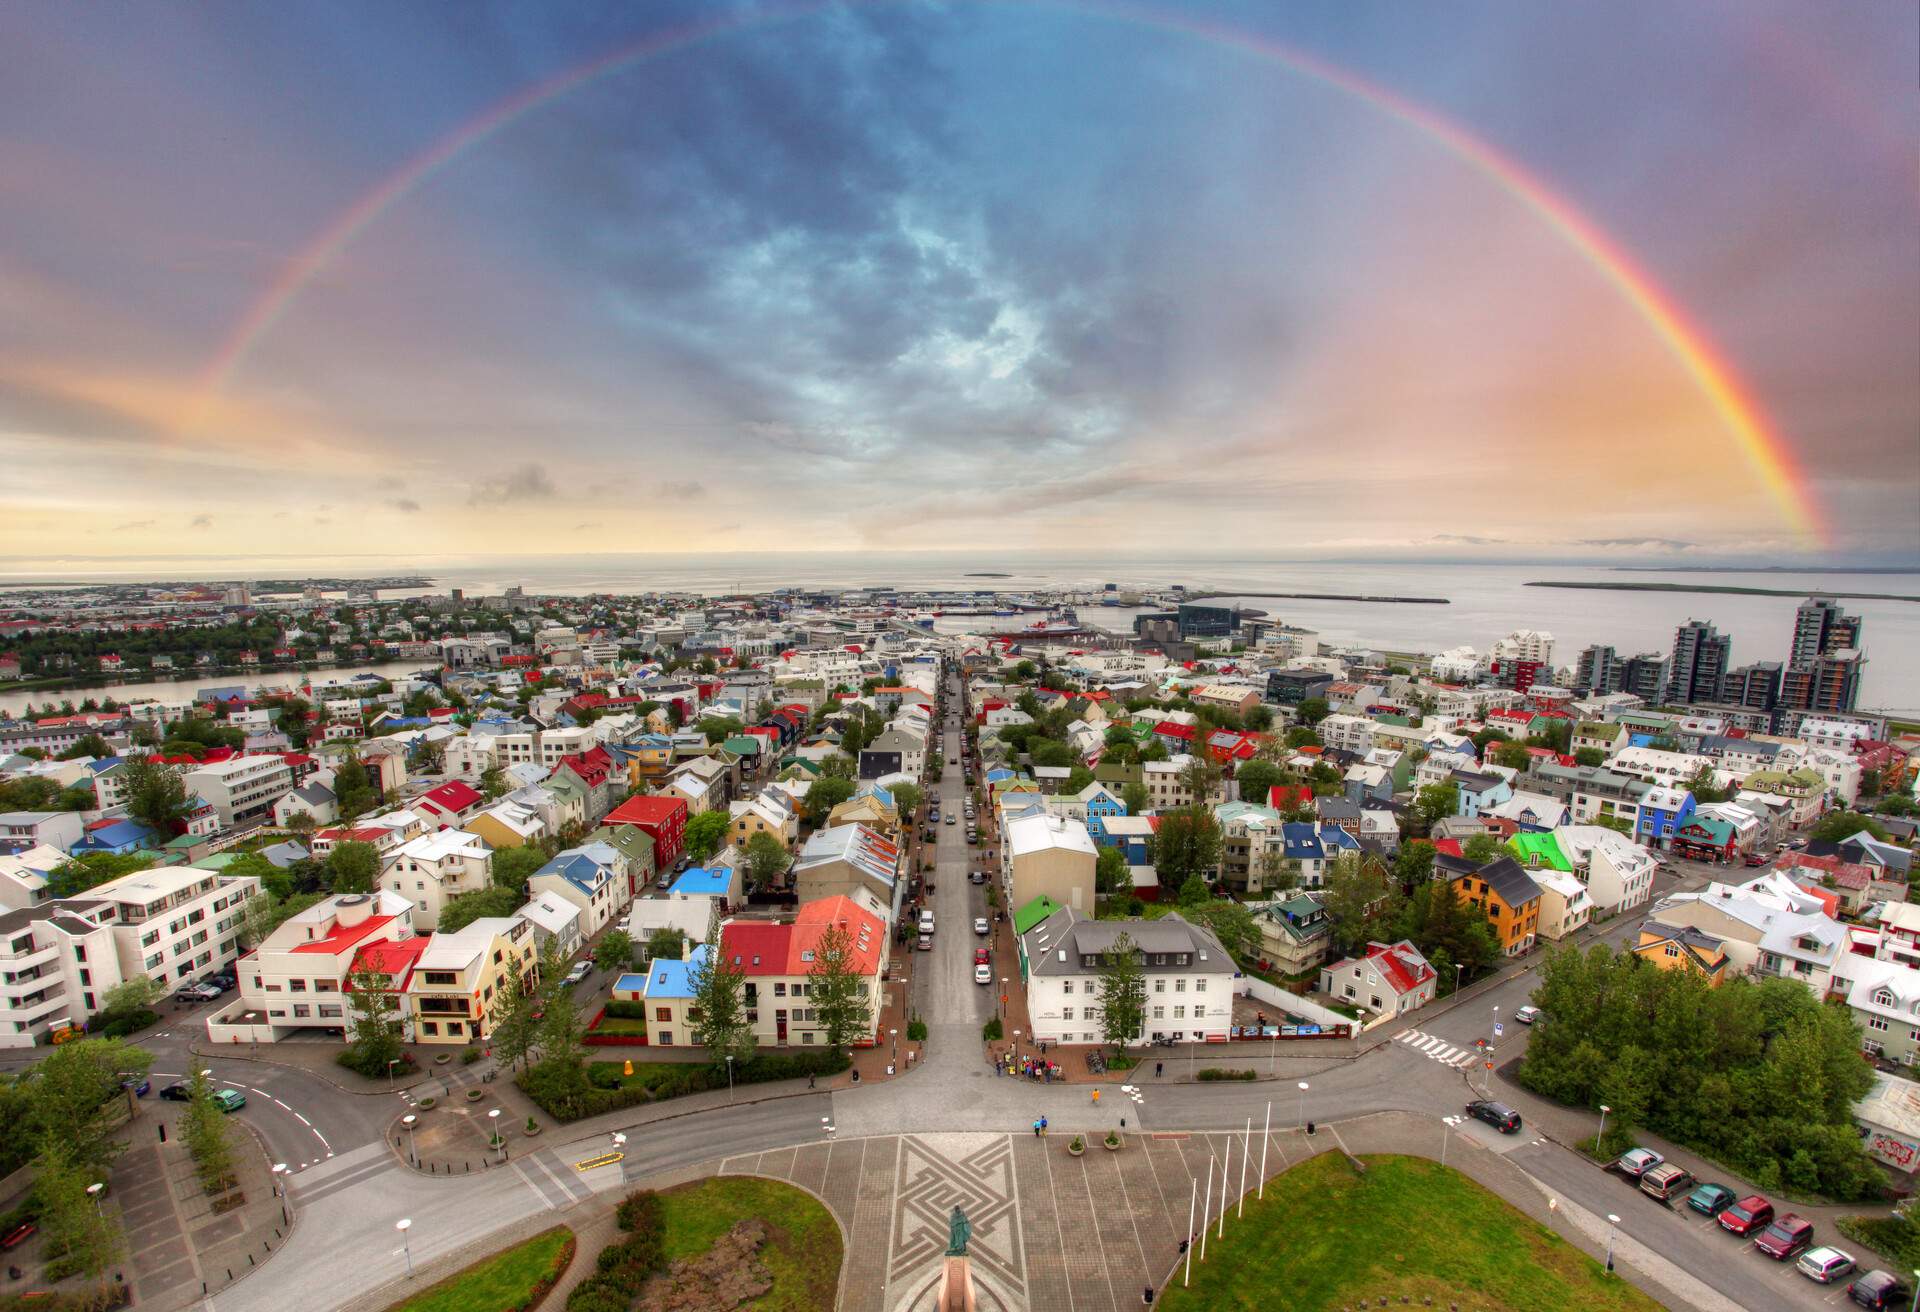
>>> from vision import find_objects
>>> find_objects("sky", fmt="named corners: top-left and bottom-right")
top-left (2, 0), bottom-right (1916, 569)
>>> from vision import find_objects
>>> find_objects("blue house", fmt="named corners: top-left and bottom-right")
top-left (1078, 784), bottom-right (1126, 845)
top-left (1449, 769), bottom-right (1514, 819)
top-left (70, 819), bottom-right (159, 857)
top-left (1634, 785), bottom-right (1696, 850)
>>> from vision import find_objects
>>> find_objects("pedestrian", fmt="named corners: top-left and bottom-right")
top-left (808, 1073), bottom-right (816, 1089)
top-left (1142, 1285), bottom-right (1154, 1305)
top-left (1091, 1088), bottom-right (1100, 1105)
top-left (1155, 1061), bottom-right (1164, 1078)
top-left (1033, 1119), bottom-right (1042, 1138)
top-left (1040, 1116), bottom-right (1048, 1136)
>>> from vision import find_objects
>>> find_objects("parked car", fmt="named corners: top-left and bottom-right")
top-left (970, 871), bottom-right (986, 884)
top-left (974, 963), bottom-right (993, 985)
top-left (1513, 1005), bottom-right (1541, 1025)
top-left (945, 814), bottom-right (956, 825)
top-left (656, 873), bottom-right (673, 890)
top-left (919, 911), bottom-right (936, 932)
top-left (1848, 1269), bottom-right (1911, 1308)
top-left (210, 1088), bottom-right (247, 1113)
top-left (206, 973), bottom-right (236, 992)
top-left (918, 934), bottom-right (934, 951)
top-left (158, 1082), bottom-right (193, 1102)
top-left (1753, 1215), bottom-right (1815, 1261)
top-left (1743, 853), bottom-right (1768, 867)
top-left (1685, 1182), bottom-right (1737, 1217)
top-left (1612, 1148), bottom-right (1663, 1179)
top-left (1464, 1100), bottom-right (1522, 1133)
top-left (1717, 1195), bottom-right (1773, 1236)
top-left (120, 1077), bottom-right (150, 1098)
top-left (1798, 1247), bottom-right (1856, 1284)
top-left (1638, 1163), bottom-right (1694, 1203)
top-left (974, 917), bottom-right (990, 936)
top-left (173, 984), bottom-right (219, 1004)
top-left (974, 947), bottom-right (990, 965)
top-left (563, 961), bottom-right (593, 986)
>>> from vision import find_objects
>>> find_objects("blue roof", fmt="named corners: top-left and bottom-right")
top-left (74, 819), bottom-right (154, 851)
top-left (1281, 822), bottom-right (1323, 859)
top-left (639, 944), bottom-right (710, 1000)
top-left (536, 852), bottom-right (608, 895)
top-left (670, 867), bottom-right (731, 897)
top-left (855, 782), bottom-right (894, 808)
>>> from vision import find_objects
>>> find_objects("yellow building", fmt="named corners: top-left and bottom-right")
top-left (407, 916), bottom-right (539, 1044)
top-left (1632, 921), bottom-right (1729, 985)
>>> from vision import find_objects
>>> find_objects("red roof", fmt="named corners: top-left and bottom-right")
top-left (601, 795), bottom-right (687, 828)
top-left (719, 897), bottom-right (885, 976)
top-left (292, 913), bottom-right (398, 955)
top-left (420, 780), bottom-right (484, 815)
top-left (349, 936), bottom-right (430, 990)
top-left (1155, 721), bottom-right (1195, 741)
top-left (1432, 838), bottom-right (1465, 858)
top-left (1367, 941), bottom-right (1434, 996)
top-left (1268, 785), bottom-right (1313, 811)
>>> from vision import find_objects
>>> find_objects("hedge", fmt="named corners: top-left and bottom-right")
top-left (567, 1191), bottom-right (665, 1312)
top-left (96, 1008), bottom-right (159, 1039)
top-left (604, 1000), bottom-right (647, 1020)
top-left (1196, 1068), bottom-right (1257, 1081)
top-left (520, 1050), bottom-right (850, 1123)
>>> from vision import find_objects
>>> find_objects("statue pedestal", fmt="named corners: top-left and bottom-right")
top-left (936, 1256), bottom-right (977, 1312)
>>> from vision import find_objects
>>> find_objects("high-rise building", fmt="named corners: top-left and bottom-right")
top-left (1667, 620), bottom-right (1731, 706)
top-left (1622, 653), bottom-right (1670, 702)
top-left (1575, 645), bottom-right (1623, 695)
top-left (1175, 603), bottom-right (1239, 639)
top-left (1790, 598), bottom-right (1862, 669)
top-left (1725, 661), bottom-right (1782, 710)
top-left (1492, 629), bottom-right (1556, 666)
top-left (1780, 651), bottom-right (1864, 716)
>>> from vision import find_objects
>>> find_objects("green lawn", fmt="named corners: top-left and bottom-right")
top-left (658, 1177), bottom-right (842, 1311)
top-left (588, 1016), bottom-right (649, 1035)
top-left (1159, 1153), bottom-right (1660, 1312)
top-left (383, 1225), bottom-right (573, 1312)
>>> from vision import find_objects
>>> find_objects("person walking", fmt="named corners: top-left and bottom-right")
top-left (1032, 1119), bottom-right (1042, 1138)
top-left (1155, 1061), bottom-right (1164, 1078)
top-left (1091, 1088), bottom-right (1100, 1106)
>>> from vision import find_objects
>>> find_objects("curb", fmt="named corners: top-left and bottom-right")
top-left (190, 1041), bottom-right (434, 1096)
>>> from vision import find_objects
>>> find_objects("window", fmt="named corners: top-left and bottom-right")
top-left (1175, 979), bottom-right (1187, 993)
top-left (1868, 1016), bottom-right (1891, 1032)
top-left (774, 983), bottom-right (786, 997)
top-left (1154, 979), bottom-right (1165, 994)
top-left (1153, 1006), bottom-right (1165, 1019)
top-left (1062, 1007), bottom-right (1074, 1021)
top-left (1061, 980), bottom-right (1073, 995)
top-left (1173, 1005), bottom-right (1186, 1020)
top-left (1195, 979), bottom-right (1207, 993)
top-left (289, 978), bottom-right (308, 992)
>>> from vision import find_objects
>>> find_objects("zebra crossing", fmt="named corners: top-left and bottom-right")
top-left (1392, 1028), bottom-right (1479, 1068)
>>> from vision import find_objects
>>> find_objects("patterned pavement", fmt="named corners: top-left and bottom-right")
top-left (719, 1127), bottom-right (1301, 1312)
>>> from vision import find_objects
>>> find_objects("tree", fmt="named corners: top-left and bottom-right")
top-left (1245, 704), bottom-right (1274, 731)
top-left (1254, 845), bottom-right (1298, 896)
top-left (342, 964), bottom-right (405, 1077)
top-left (1322, 853), bottom-right (1393, 956)
top-left (745, 831), bottom-right (791, 891)
top-left (26, 1036), bottom-right (152, 1169)
top-left (686, 930), bottom-right (754, 1065)
top-left (1392, 840), bottom-right (1436, 888)
top-left (806, 775), bottom-right (855, 818)
top-left (1411, 783), bottom-right (1459, 836)
top-left (122, 755), bottom-right (190, 835)
top-left (1284, 727), bottom-right (1321, 749)
top-left (1810, 810), bottom-right (1890, 844)
top-left (480, 765), bottom-right (508, 799)
top-left (33, 1140), bottom-right (123, 1297)
top-left (594, 929), bottom-right (636, 975)
top-left (1295, 697), bottom-right (1331, 725)
top-left (535, 941), bottom-right (587, 1068)
top-left (1095, 846), bottom-right (1131, 900)
top-left (240, 888), bottom-right (322, 948)
top-left (1152, 806), bottom-right (1222, 888)
top-left (1176, 875), bottom-right (1210, 908)
top-left (487, 950), bottom-right (540, 1073)
top-left (808, 919), bottom-right (872, 1056)
top-left (1491, 741), bottom-right (1533, 772)
top-left (1096, 932), bottom-right (1147, 1053)
top-left (1461, 833), bottom-right (1502, 864)
top-left (646, 927), bottom-right (688, 963)
top-left (890, 783), bottom-right (923, 818)
top-left (334, 756), bottom-right (375, 820)
top-left (491, 844), bottom-right (548, 894)
top-left (1573, 746), bottom-right (1607, 768)
top-left (684, 809), bottom-right (731, 862)
top-left (1233, 759), bottom-right (1284, 805)
top-left (181, 1067), bottom-right (237, 1194)
top-left (1183, 900), bottom-right (1260, 965)
top-left (326, 840), bottom-right (379, 894)
top-left (56, 733), bottom-right (112, 761)
top-left (1121, 781), bottom-right (1150, 816)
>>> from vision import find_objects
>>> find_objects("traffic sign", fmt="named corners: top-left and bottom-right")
top-left (1494, 1022), bottom-right (1504, 1038)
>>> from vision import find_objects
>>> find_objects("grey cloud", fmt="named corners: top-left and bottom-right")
top-left (387, 498), bottom-right (422, 513)
top-left (1576, 537), bottom-right (1695, 550)
top-left (1431, 534), bottom-right (1505, 546)
top-left (469, 464), bottom-right (556, 506)
top-left (190, 514), bottom-right (212, 529)
top-left (659, 481), bottom-right (705, 499)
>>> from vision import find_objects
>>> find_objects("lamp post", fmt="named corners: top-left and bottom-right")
top-left (1604, 1213), bottom-right (1619, 1274)
top-left (1453, 962), bottom-right (1463, 996)
top-left (1491, 1004), bottom-right (1500, 1046)
top-left (396, 1218), bottom-right (414, 1278)
top-left (489, 1108), bottom-right (503, 1161)
top-left (725, 1054), bottom-right (734, 1101)
top-left (272, 1163), bottom-right (289, 1195)
top-left (1296, 1081), bottom-right (1309, 1132)
top-left (387, 1057), bottom-right (400, 1090)
top-left (1597, 1104), bottom-right (1611, 1153)
top-left (85, 1182), bottom-right (103, 1216)
top-left (401, 1114), bottom-right (416, 1164)
top-left (1441, 1114), bottom-right (1465, 1168)
top-left (999, 979), bottom-right (1008, 1020)
top-left (889, 1027), bottom-right (898, 1063)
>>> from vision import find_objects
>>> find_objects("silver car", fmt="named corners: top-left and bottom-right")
top-left (1796, 1247), bottom-right (1855, 1284)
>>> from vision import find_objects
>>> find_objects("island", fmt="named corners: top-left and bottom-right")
top-left (1527, 581), bottom-right (1920, 602)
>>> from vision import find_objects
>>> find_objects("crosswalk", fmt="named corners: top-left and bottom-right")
top-left (1392, 1028), bottom-right (1480, 1068)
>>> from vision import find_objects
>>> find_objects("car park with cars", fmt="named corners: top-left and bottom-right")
top-left (1798, 1247), bottom-right (1856, 1284)
top-left (1752, 1214), bottom-right (1815, 1261)
top-left (1612, 1147), bottom-right (1663, 1179)
top-left (1685, 1182), bottom-right (1736, 1217)
top-left (1464, 1100), bottom-right (1522, 1133)
top-left (1716, 1195), bottom-right (1773, 1236)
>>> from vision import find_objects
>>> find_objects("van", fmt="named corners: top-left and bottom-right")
top-left (1639, 1163), bottom-right (1695, 1204)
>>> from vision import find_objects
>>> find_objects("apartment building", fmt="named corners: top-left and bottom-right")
top-left (185, 754), bottom-right (294, 827)
top-left (488, 726), bottom-right (600, 770)
top-left (382, 829), bottom-right (494, 930)
top-left (0, 899), bottom-right (123, 1047)
top-left (408, 915), bottom-right (538, 1045)
top-left (1020, 906), bottom-right (1237, 1045)
top-left (717, 896), bottom-right (888, 1048)
top-left (90, 866), bottom-right (259, 987)
top-left (210, 891), bottom-right (417, 1042)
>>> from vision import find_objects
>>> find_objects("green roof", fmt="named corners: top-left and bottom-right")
top-left (1013, 894), bottom-right (1064, 935)
top-left (163, 834), bottom-right (202, 850)
top-left (722, 735), bottom-right (761, 755)
top-left (1506, 832), bottom-right (1572, 872)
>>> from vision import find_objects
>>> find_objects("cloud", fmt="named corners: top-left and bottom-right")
top-left (1576, 537), bottom-right (1696, 551)
top-left (189, 514), bottom-right (212, 529)
top-left (113, 519), bottom-right (155, 531)
top-left (1430, 533), bottom-right (1506, 546)
top-left (659, 481), bottom-right (705, 499)
top-left (387, 498), bottom-right (422, 513)
top-left (572, 521), bottom-right (600, 531)
top-left (468, 463), bottom-right (556, 506)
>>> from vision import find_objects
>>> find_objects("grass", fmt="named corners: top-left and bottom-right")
top-left (383, 1224), bottom-right (573, 1312)
top-left (1838, 1214), bottom-right (1920, 1271)
top-left (657, 1177), bottom-right (842, 1311)
top-left (1158, 1153), bottom-right (1661, 1312)
top-left (587, 1016), bottom-right (649, 1035)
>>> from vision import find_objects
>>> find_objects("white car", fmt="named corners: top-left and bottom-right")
top-left (1514, 1005), bottom-right (1542, 1025)
top-left (974, 917), bottom-right (990, 936)
top-left (974, 963), bottom-right (993, 985)
top-left (1796, 1247), bottom-right (1855, 1284)
top-left (563, 961), bottom-right (593, 986)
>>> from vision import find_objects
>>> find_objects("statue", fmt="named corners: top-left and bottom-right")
top-left (946, 1205), bottom-right (971, 1257)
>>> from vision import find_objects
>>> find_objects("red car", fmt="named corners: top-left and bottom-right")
top-left (973, 947), bottom-right (990, 965)
top-left (1754, 1215), bottom-right (1814, 1261)
top-left (1718, 1196), bottom-right (1774, 1237)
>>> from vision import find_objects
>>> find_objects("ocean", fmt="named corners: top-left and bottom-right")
top-left (1, 553), bottom-right (1914, 713)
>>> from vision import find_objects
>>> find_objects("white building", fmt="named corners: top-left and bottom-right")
top-left (210, 891), bottom-right (417, 1042)
top-left (89, 865), bottom-right (261, 988)
top-left (1019, 906), bottom-right (1236, 1045)
top-left (0, 899), bottom-right (124, 1047)
top-left (1555, 824), bottom-right (1658, 915)
top-left (381, 829), bottom-right (494, 931)
top-left (185, 754), bottom-right (294, 828)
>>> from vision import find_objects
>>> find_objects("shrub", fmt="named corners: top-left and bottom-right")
top-left (1196, 1068), bottom-right (1256, 1082)
top-left (616, 1189), bottom-right (662, 1234)
top-left (907, 1018), bottom-right (928, 1042)
top-left (587, 1064), bottom-right (624, 1090)
top-left (982, 1017), bottom-right (1003, 1042)
top-left (461, 1046), bottom-right (481, 1065)
top-left (97, 1008), bottom-right (159, 1039)
top-left (603, 1000), bottom-right (648, 1020)
top-left (565, 1276), bottom-right (632, 1312)
top-left (335, 1043), bottom-right (409, 1079)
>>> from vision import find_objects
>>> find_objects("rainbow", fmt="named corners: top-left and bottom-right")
top-left (187, 0), bottom-right (1829, 546)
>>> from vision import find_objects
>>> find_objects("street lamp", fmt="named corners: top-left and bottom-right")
top-left (611, 1132), bottom-right (627, 1152)
top-left (387, 1057), bottom-right (400, 1089)
top-left (1453, 962), bottom-right (1463, 996)
top-left (1441, 1114), bottom-right (1465, 1168)
top-left (488, 1108), bottom-right (503, 1160)
top-left (724, 1054), bottom-right (734, 1100)
top-left (1604, 1213), bottom-right (1619, 1274)
top-left (272, 1163), bottom-right (289, 1195)
top-left (1597, 1104), bottom-right (1611, 1153)
top-left (85, 1182), bottom-right (103, 1215)
top-left (889, 1027), bottom-right (898, 1063)
top-left (396, 1218), bottom-right (414, 1278)
top-left (999, 978), bottom-right (1008, 1019)
top-left (1296, 1081), bottom-right (1309, 1133)
top-left (1491, 1004), bottom-right (1500, 1045)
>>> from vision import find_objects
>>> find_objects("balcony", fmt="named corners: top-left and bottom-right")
top-left (0, 944), bottom-right (58, 972)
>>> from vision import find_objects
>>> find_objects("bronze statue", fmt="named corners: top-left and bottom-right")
top-left (946, 1205), bottom-right (971, 1257)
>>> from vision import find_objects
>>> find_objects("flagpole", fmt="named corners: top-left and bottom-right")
top-left (1184, 1176), bottom-right (1197, 1286)
top-left (1199, 1156), bottom-right (1214, 1261)
top-left (1239, 1116), bottom-right (1251, 1217)
top-left (1258, 1100), bottom-right (1272, 1199)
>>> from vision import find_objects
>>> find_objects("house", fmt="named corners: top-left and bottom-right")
top-left (1651, 877), bottom-right (1846, 991)
top-left (71, 818), bottom-right (159, 857)
top-left (1273, 822), bottom-right (1362, 891)
top-left (0, 899), bottom-right (125, 1046)
top-left (600, 794), bottom-right (689, 868)
top-left (463, 799), bottom-right (545, 849)
top-left (1449, 770), bottom-right (1514, 819)
top-left (416, 780), bottom-right (486, 829)
top-left (616, 943), bottom-right (710, 1047)
top-left (790, 824), bottom-right (900, 917)
top-left (272, 782), bottom-right (338, 828)
top-left (208, 891), bottom-right (417, 1042)
top-left (0, 844), bottom-right (71, 911)
top-left (1250, 893), bottom-right (1333, 975)
top-left (626, 867), bottom-right (741, 948)
top-left (1671, 814), bottom-right (1738, 865)
top-left (1554, 825), bottom-right (1659, 915)
top-left (1443, 856), bottom-right (1541, 956)
top-left (530, 845), bottom-right (629, 938)
top-left (826, 788), bottom-right (900, 835)
top-left (1318, 940), bottom-right (1437, 1018)
top-left (716, 896), bottom-right (889, 1048)
top-left (518, 890), bottom-right (584, 960)
top-left (1632, 922), bottom-right (1731, 984)
top-left (345, 936), bottom-right (431, 1042)
top-left (381, 829), bottom-right (493, 930)
top-left (408, 915), bottom-right (538, 1045)
top-left (86, 864), bottom-right (260, 986)
top-left (1532, 869), bottom-right (1593, 941)
top-left (1835, 958), bottom-right (1920, 1066)
top-left (667, 754), bottom-right (733, 816)
top-left (728, 788), bottom-right (799, 851)
top-left (0, 811), bottom-right (87, 854)
top-left (598, 823), bottom-right (659, 898)
top-left (1019, 905), bottom-right (1237, 1045)
top-left (1002, 812), bottom-right (1096, 915)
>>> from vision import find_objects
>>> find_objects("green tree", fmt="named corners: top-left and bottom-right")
top-left (686, 931), bottom-right (754, 1065)
top-left (1461, 833), bottom-right (1502, 864)
top-left (1152, 806), bottom-right (1222, 888)
top-left (491, 844), bottom-right (548, 894)
top-left (33, 1140), bottom-right (124, 1296)
top-left (1322, 852), bottom-right (1393, 956)
top-left (26, 1036), bottom-right (152, 1169)
top-left (1392, 840), bottom-right (1436, 888)
top-left (1810, 810), bottom-right (1890, 844)
top-left (1411, 783), bottom-right (1459, 836)
top-left (1295, 697), bottom-right (1331, 725)
top-left (342, 963), bottom-right (405, 1077)
top-left (593, 929), bottom-right (636, 975)
top-left (745, 831), bottom-right (791, 891)
top-left (1232, 759), bottom-right (1285, 805)
top-left (684, 809), bottom-right (731, 862)
top-left (487, 950), bottom-right (540, 1073)
top-left (1120, 781), bottom-right (1150, 816)
top-left (1183, 899), bottom-right (1260, 964)
top-left (645, 927), bottom-right (688, 963)
top-left (55, 733), bottom-right (112, 761)
top-left (1491, 741), bottom-right (1534, 772)
top-left (889, 783), bottom-right (923, 818)
top-left (181, 1067), bottom-right (237, 1194)
top-left (1095, 846), bottom-right (1131, 900)
top-left (1096, 931), bottom-right (1147, 1053)
top-left (1254, 844), bottom-right (1298, 896)
top-left (325, 839), bottom-right (379, 893)
top-left (1573, 746), bottom-right (1607, 768)
top-left (480, 766), bottom-right (508, 799)
top-left (535, 941), bottom-right (587, 1068)
top-left (805, 775), bottom-right (855, 818)
top-left (1176, 875), bottom-right (1210, 908)
top-left (807, 919), bottom-right (872, 1056)
top-left (122, 755), bottom-right (190, 834)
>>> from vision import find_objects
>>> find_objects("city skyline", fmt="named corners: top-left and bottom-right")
top-left (3, 1), bottom-right (1916, 563)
